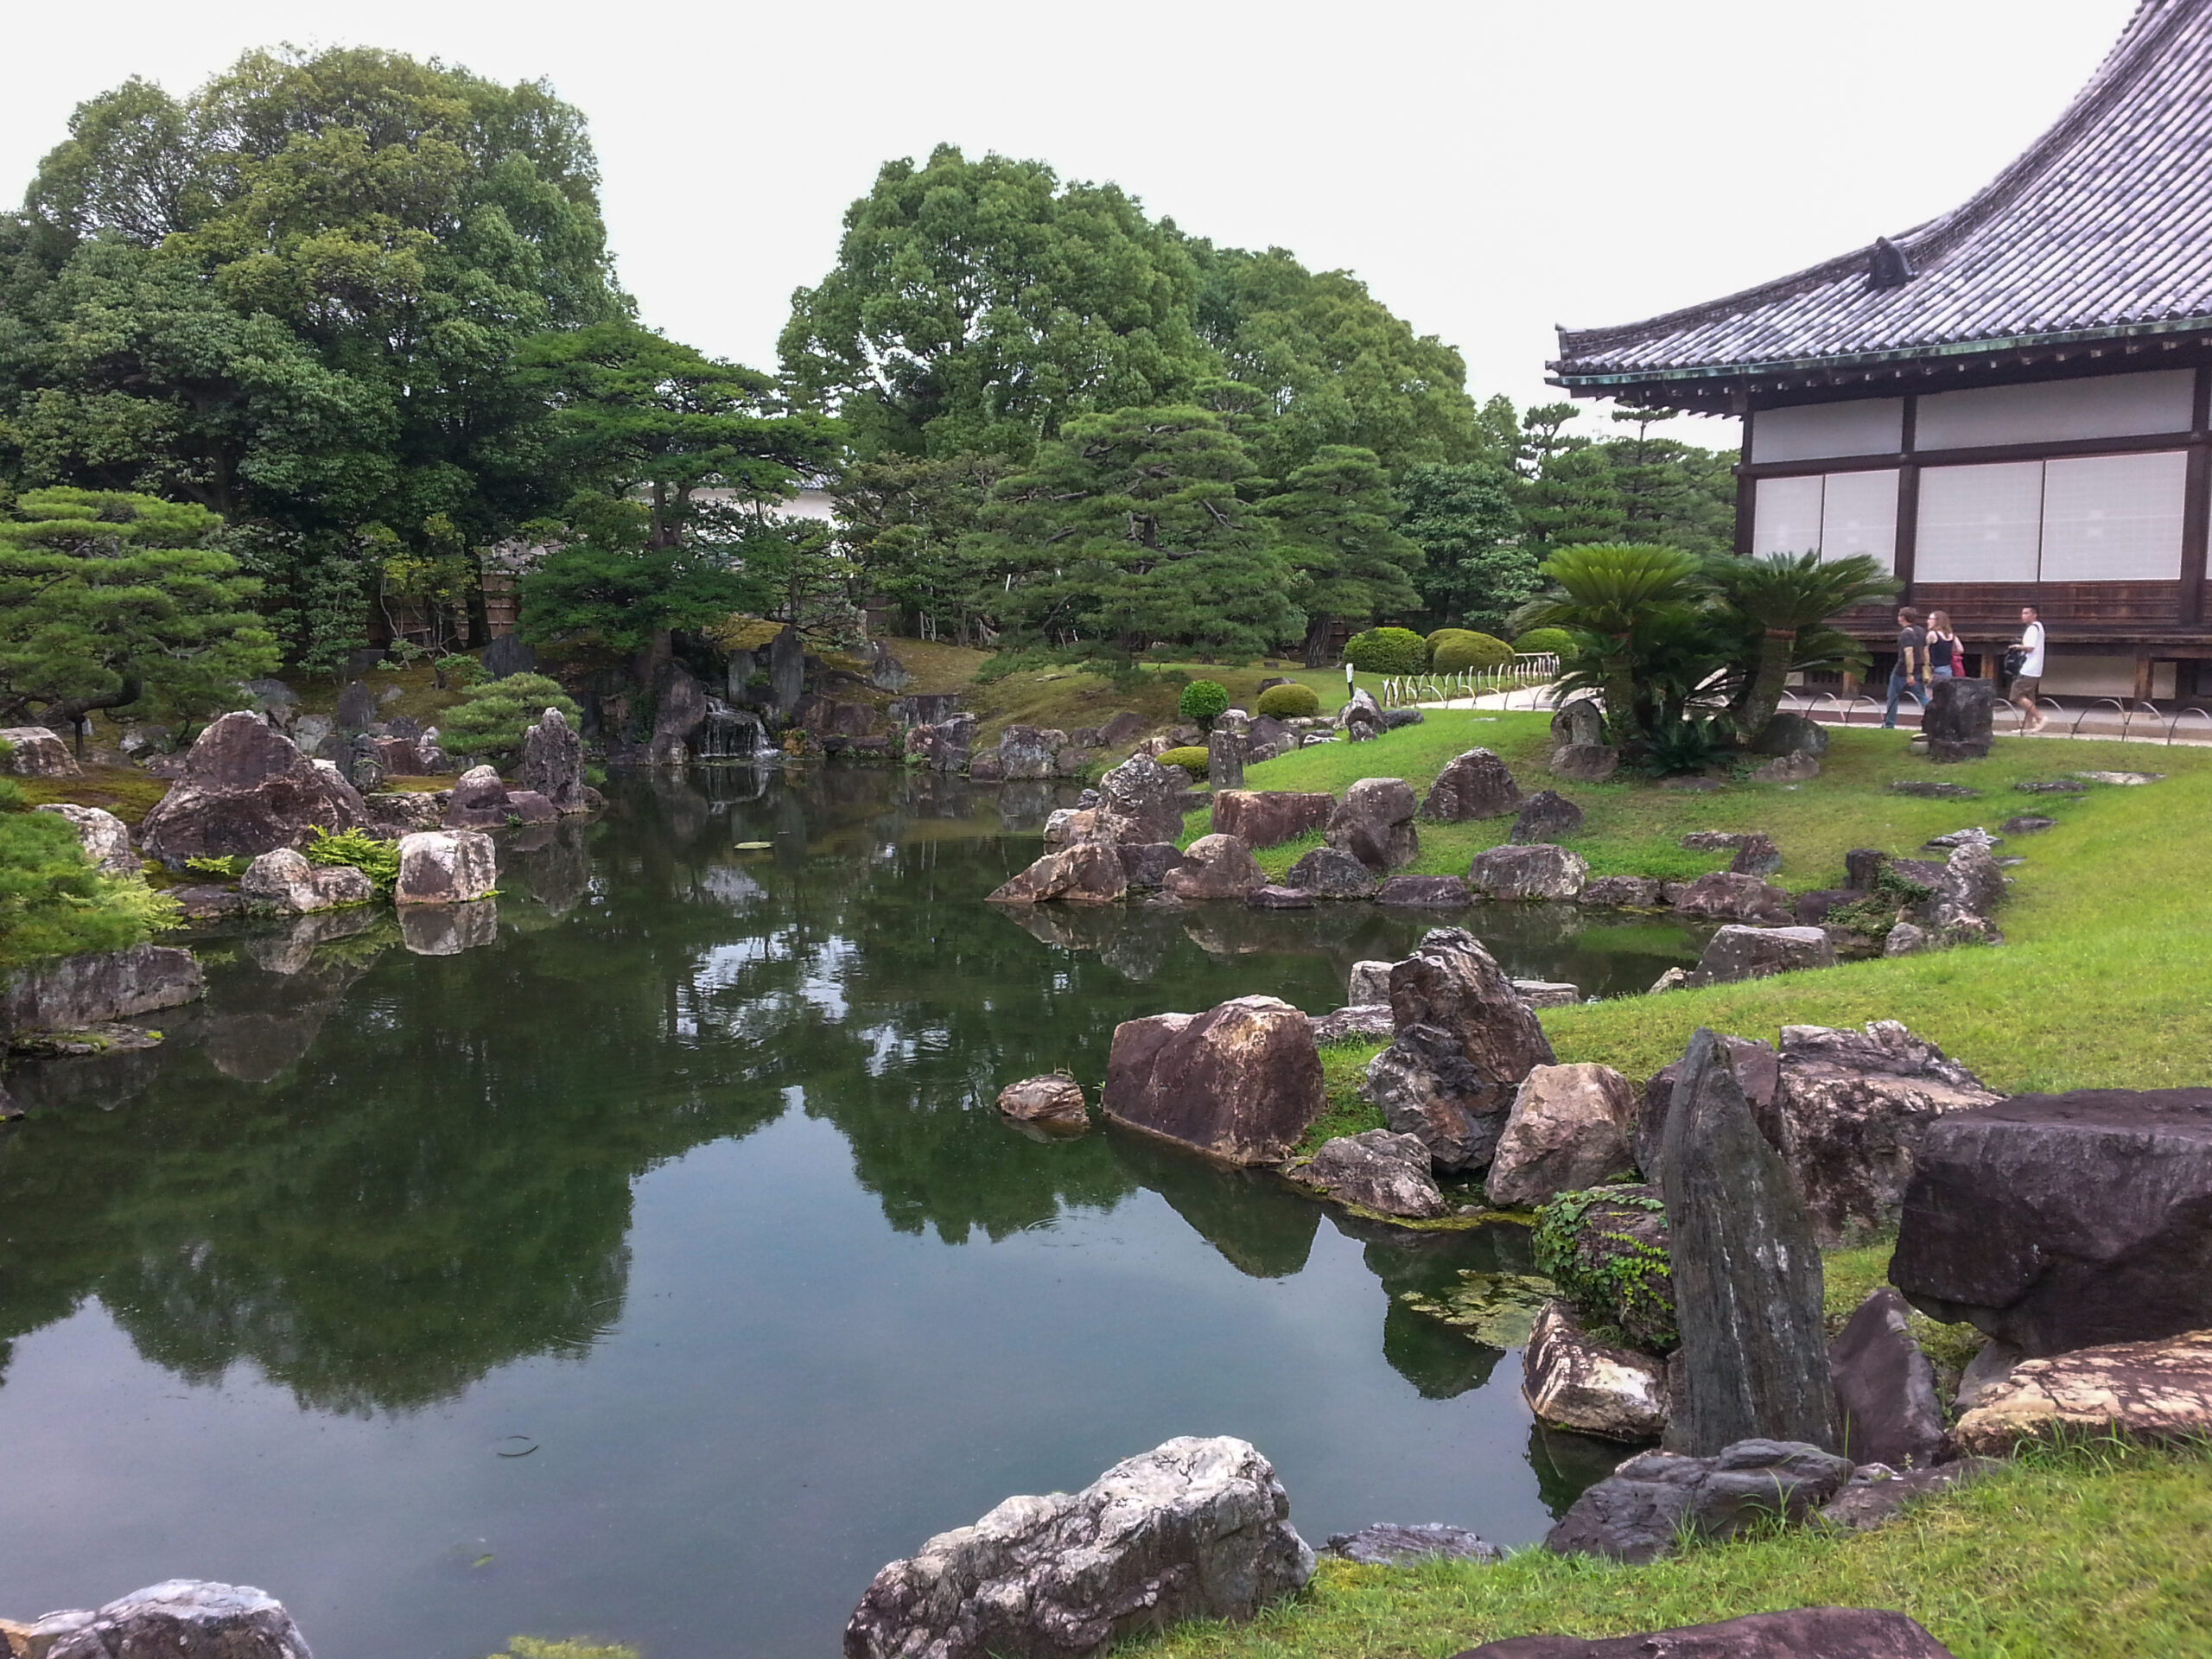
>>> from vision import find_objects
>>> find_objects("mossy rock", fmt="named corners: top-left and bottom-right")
top-left (1397, 1270), bottom-right (1560, 1348)
top-left (1532, 1184), bottom-right (1677, 1351)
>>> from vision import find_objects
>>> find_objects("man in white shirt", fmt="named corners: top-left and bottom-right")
top-left (2013, 606), bottom-right (2047, 733)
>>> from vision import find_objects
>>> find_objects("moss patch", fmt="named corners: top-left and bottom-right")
top-left (15, 764), bottom-right (175, 827)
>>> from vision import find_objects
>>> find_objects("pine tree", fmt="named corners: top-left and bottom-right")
top-left (1258, 447), bottom-right (1422, 664)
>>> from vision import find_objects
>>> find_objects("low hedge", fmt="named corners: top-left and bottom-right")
top-left (1255, 683), bottom-right (1320, 719)
top-left (1431, 630), bottom-right (1515, 672)
top-left (1342, 627), bottom-right (1427, 675)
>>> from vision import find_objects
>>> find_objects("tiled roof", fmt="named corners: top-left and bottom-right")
top-left (1552, 0), bottom-right (2212, 389)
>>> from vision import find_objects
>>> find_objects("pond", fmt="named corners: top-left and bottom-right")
top-left (0, 767), bottom-right (1706, 1658)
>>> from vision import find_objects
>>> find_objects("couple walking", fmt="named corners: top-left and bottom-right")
top-left (1882, 605), bottom-right (2047, 731)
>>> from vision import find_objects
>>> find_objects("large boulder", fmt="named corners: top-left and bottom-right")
top-left (1889, 1089), bottom-right (2212, 1356)
top-left (844, 1436), bottom-right (1312, 1659)
top-left (140, 711), bottom-right (370, 866)
top-left (1485, 1063), bottom-right (1637, 1207)
top-left (1923, 677), bottom-right (1995, 763)
top-left (1282, 845), bottom-right (1376, 899)
top-left (394, 830), bottom-right (497, 906)
top-left (239, 848), bottom-right (373, 914)
top-left (1688, 925), bottom-right (1837, 986)
top-left (1309, 1004), bottom-right (1395, 1045)
top-left (1544, 1439), bottom-right (1853, 1564)
top-left (1, 725), bottom-right (79, 778)
top-left (2, 943), bottom-right (204, 1038)
top-left (518, 707), bottom-right (587, 810)
top-left (999, 725), bottom-right (1064, 780)
top-left (1207, 728), bottom-right (1245, 790)
top-left (646, 662), bottom-right (709, 764)
top-left (1829, 1287), bottom-right (1945, 1468)
top-left (1375, 874), bottom-right (1471, 906)
top-left (1420, 749), bottom-right (1522, 821)
top-left (1510, 790), bottom-right (1583, 844)
top-left (1163, 834), bottom-right (1265, 900)
top-left (1347, 960), bottom-right (1394, 1005)
top-left (1097, 754), bottom-right (1189, 843)
top-left (1534, 1184), bottom-right (1676, 1352)
top-left (33, 803), bottom-right (137, 876)
top-left (1770, 1021), bottom-right (2000, 1248)
top-left (1939, 842), bottom-right (2006, 918)
top-left (1951, 1329), bottom-right (2212, 1455)
top-left (442, 763), bottom-right (513, 829)
top-left (1288, 1129), bottom-right (1447, 1218)
top-left (1549, 700), bottom-right (1605, 749)
top-left (1661, 1029), bottom-right (1840, 1454)
top-left (15, 1580), bottom-right (314, 1659)
top-left (1522, 1300), bottom-right (1669, 1441)
top-left (1548, 744), bottom-right (1619, 783)
top-left (1325, 1524), bottom-right (1499, 1567)
top-left (1579, 875), bottom-right (1662, 908)
top-left (1209, 790), bottom-right (1334, 848)
top-left (1452, 1609), bottom-right (1951, 1659)
top-left (988, 844), bottom-right (1128, 905)
top-left (907, 714), bottom-right (977, 773)
top-left (1669, 871), bottom-right (1791, 924)
top-left (1103, 996), bottom-right (1325, 1165)
top-left (1364, 929), bottom-right (1555, 1172)
top-left (1749, 712), bottom-right (1831, 757)
top-left (1325, 778), bottom-right (1419, 872)
top-left (1467, 843), bottom-right (1587, 901)
top-left (996, 1076), bottom-right (1090, 1133)
top-left (1116, 842), bottom-right (1185, 891)
top-left (1637, 1035), bottom-right (1781, 1193)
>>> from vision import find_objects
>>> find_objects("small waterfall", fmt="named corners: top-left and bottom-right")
top-left (696, 697), bottom-right (769, 760)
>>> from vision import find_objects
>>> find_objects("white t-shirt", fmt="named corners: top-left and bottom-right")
top-left (2020, 620), bottom-right (2046, 677)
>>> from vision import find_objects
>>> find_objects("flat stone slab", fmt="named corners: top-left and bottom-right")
top-left (2072, 770), bottom-right (2163, 785)
top-left (1888, 780), bottom-right (1980, 799)
top-left (1325, 1522), bottom-right (1501, 1566)
top-left (2000, 816), bottom-right (2058, 834)
top-left (1452, 1608), bottom-right (1955, 1657)
top-left (1953, 1329), bottom-right (2212, 1454)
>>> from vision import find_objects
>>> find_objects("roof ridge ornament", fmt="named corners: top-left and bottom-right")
top-left (1866, 236), bottom-right (1915, 290)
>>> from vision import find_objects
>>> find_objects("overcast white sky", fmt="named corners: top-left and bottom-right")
top-left (0, 0), bottom-right (2144, 453)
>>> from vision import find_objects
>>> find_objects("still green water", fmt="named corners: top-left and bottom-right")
top-left (0, 768), bottom-right (1701, 1658)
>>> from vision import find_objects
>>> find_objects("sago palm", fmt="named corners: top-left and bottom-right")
top-left (1706, 551), bottom-right (1897, 741)
top-left (1510, 544), bottom-right (1709, 744)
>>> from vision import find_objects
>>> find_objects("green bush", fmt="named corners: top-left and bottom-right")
top-left (1157, 746), bottom-right (1210, 779)
top-left (1254, 682), bottom-right (1320, 720)
top-left (1533, 1186), bottom-right (1676, 1351)
top-left (0, 753), bottom-right (179, 969)
top-left (1178, 679), bottom-right (1230, 728)
top-left (435, 673), bottom-right (582, 763)
top-left (1341, 627), bottom-right (1427, 676)
top-left (302, 825), bottom-right (402, 893)
top-left (1514, 626), bottom-right (1577, 658)
top-left (1430, 630), bottom-right (1514, 673)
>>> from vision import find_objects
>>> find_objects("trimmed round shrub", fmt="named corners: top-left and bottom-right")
top-left (1156, 746), bottom-right (1209, 779)
top-left (436, 671), bottom-right (583, 762)
top-left (1254, 682), bottom-right (1321, 720)
top-left (1514, 627), bottom-right (1578, 658)
top-left (1431, 631), bottom-right (1514, 673)
top-left (1342, 627), bottom-right (1428, 676)
top-left (1178, 679), bottom-right (1230, 728)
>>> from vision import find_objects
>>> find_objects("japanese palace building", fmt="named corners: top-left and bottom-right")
top-left (1549, 0), bottom-right (2212, 702)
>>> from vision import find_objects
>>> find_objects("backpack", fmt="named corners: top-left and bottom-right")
top-left (2001, 645), bottom-right (2029, 679)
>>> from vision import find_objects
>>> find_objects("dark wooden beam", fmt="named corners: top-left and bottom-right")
top-left (2184, 365), bottom-right (2212, 626)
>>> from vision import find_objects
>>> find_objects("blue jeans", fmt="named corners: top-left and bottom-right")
top-left (1884, 671), bottom-right (1926, 727)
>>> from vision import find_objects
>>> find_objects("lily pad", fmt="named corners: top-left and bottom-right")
top-left (1396, 1270), bottom-right (1558, 1349)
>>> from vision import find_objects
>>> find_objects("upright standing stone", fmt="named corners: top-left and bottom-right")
top-left (481, 632), bottom-right (537, 680)
top-left (769, 624), bottom-right (805, 715)
top-left (518, 708), bottom-right (586, 810)
top-left (1923, 677), bottom-right (1995, 762)
top-left (1659, 1027), bottom-right (1840, 1454)
top-left (1207, 727), bottom-right (1245, 790)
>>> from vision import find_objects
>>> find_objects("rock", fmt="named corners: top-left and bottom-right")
top-left (1521, 1300), bottom-right (1669, 1441)
top-left (768, 624), bottom-right (805, 714)
top-left (442, 762), bottom-right (512, 829)
top-left (644, 663), bottom-right (709, 764)
top-left (1163, 834), bottom-right (1265, 900)
top-left (238, 848), bottom-right (373, 914)
top-left (1829, 1287), bottom-right (1945, 1468)
top-left (998, 725), bottom-right (1062, 780)
top-left (1283, 846), bottom-right (1376, 899)
top-left (1548, 743), bottom-right (1619, 783)
top-left (517, 708), bottom-right (586, 810)
top-left (1649, 966), bottom-right (1691, 994)
top-left (1669, 871), bottom-right (1791, 924)
top-left (1770, 1021), bottom-right (2000, 1249)
top-left (1688, 925), bottom-right (1837, 986)
top-left (1660, 1028), bottom-right (1840, 1454)
top-left (1544, 1438), bottom-right (1853, 1564)
top-left (503, 788), bottom-right (557, 824)
top-left (2014, 779), bottom-right (2088, 796)
top-left (32, 803), bottom-right (137, 876)
top-left (1375, 874), bottom-right (1471, 906)
top-left (1727, 834), bottom-right (1782, 876)
top-left (334, 679), bottom-right (378, 732)
top-left (2073, 769), bottom-right (2163, 785)
top-left (906, 715), bottom-right (976, 773)
top-left (1890, 1088), bottom-right (2212, 1356)
top-left (1888, 779), bottom-right (1980, 800)
top-left (1485, 1064), bottom-right (1637, 1207)
top-left (996, 1076), bottom-right (1090, 1133)
top-left (17, 1580), bottom-right (314, 1659)
top-left (1381, 707), bottom-right (1424, 731)
top-left (1452, 1607), bottom-right (1952, 1658)
top-left (1348, 960), bottom-right (1394, 1005)
top-left (1923, 826), bottom-right (1999, 851)
top-left (1290, 1129), bottom-right (1447, 1218)
top-left (1578, 875), bottom-right (1662, 907)
top-left (1207, 728), bottom-right (1245, 791)
top-left (1550, 699), bottom-right (1605, 749)
top-left (844, 1435), bottom-right (1311, 1659)
top-left (1882, 921), bottom-right (1929, 957)
top-left (1637, 1036), bottom-right (1781, 1190)
top-left (1207, 789), bottom-right (1333, 848)
top-left (1510, 790), bottom-right (1583, 844)
top-left (3, 943), bottom-right (204, 1039)
top-left (1365, 929), bottom-right (1555, 1172)
top-left (2001, 814), bottom-right (2057, 834)
top-left (1116, 842), bottom-right (1185, 891)
top-left (1420, 749), bottom-right (1523, 821)
top-left (1513, 980), bottom-right (1581, 1009)
top-left (1818, 1460), bottom-right (1998, 1534)
top-left (988, 843), bottom-right (1129, 905)
top-left (393, 829), bottom-right (497, 906)
top-left (1467, 843), bottom-right (1587, 901)
top-left (1535, 1183), bottom-right (1677, 1351)
top-left (362, 790), bottom-right (447, 835)
top-left (1939, 842), bottom-right (2006, 918)
top-left (1103, 996), bottom-right (1325, 1165)
top-left (1097, 753), bottom-right (1189, 843)
top-left (1325, 778), bottom-right (1420, 872)
top-left (1098, 710), bottom-right (1149, 747)
top-left (1245, 884), bottom-right (1314, 909)
top-left (1043, 808), bottom-right (1103, 848)
top-left (1324, 1523), bottom-right (1499, 1567)
top-left (1913, 677), bottom-right (1994, 762)
top-left (1338, 687), bottom-right (1384, 735)
top-left (1951, 1329), bottom-right (2212, 1455)
top-left (480, 632), bottom-right (536, 679)
top-left (398, 898), bottom-right (499, 955)
top-left (1751, 751), bottom-right (1821, 783)
top-left (140, 711), bottom-right (370, 865)
top-left (1310, 1004), bottom-right (1395, 1045)
top-left (1750, 711), bottom-right (1831, 757)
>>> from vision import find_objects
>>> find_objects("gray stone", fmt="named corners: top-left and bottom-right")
top-left (518, 708), bottom-right (587, 810)
top-left (1749, 711), bottom-right (1830, 756)
top-left (2001, 814), bottom-right (2058, 834)
top-left (1103, 996), bottom-right (1325, 1165)
top-left (1549, 699), bottom-right (1605, 749)
top-left (399, 898), bottom-right (499, 956)
top-left (363, 790), bottom-right (447, 834)
top-left (334, 679), bottom-right (377, 732)
top-left (647, 662), bottom-right (710, 765)
top-left (1310, 1004), bottom-right (1396, 1045)
top-left (19, 1580), bottom-right (313, 1659)
top-left (1578, 875), bottom-right (1662, 907)
top-left (1283, 846), bottom-right (1377, 899)
top-left (1882, 921), bottom-right (1929, 957)
top-left (1522, 1300), bottom-right (1669, 1441)
top-left (1818, 1460), bottom-right (1999, 1535)
top-left (1467, 843), bottom-right (1587, 901)
top-left (1513, 980), bottom-right (1581, 1009)
top-left (3, 943), bottom-right (204, 1039)
top-left (1207, 728), bottom-right (1245, 791)
top-left (1751, 751), bottom-right (1821, 783)
top-left (1548, 743), bottom-right (1619, 783)
top-left (988, 844), bottom-right (1129, 905)
top-left (1669, 871), bottom-right (1791, 924)
top-left (1421, 749), bottom-right (1523, 821)
top-left (442, 763), bottom-right (512, 829)
top-left (996, 1076), bottom-right (1090, 1133)
top-left (1891, 1088), bottom-right (2212, 1357)
top-left (1939, 842), bottom-right (2006, 918)
top-left (1637, 1037), bottom-right (1782, 1192)
top-left (1245, 884), bottom-right (1314, 909)
top-left (1325, 777), bottom-right (1419, 872)
top-left (1510, 790), bottom-right (1582, 844)
top-left (2, 726), bottom-right (80, 778)
top-left (1347, 960), bottom-right (1394, 1006)
top-left (1116, 842), bottom-right (1184, 891)
top-left (1727, 834), bottom-right (1782, 876)
top-left (140, 711), bottom-right (371, 866)
top-left (1290, 1128), bottom-right (1447, 1218)
top-left (1324, 1523), bottom-right (1499, 1567)
top-left (1544, 1438), bottom-right (1853, 1564)
top-left (239, 848), bottom-right (373, 914)
top-left (1688, 925), bottom-right (1837, 986)
top-left (1485, 1063), bottom-right (1637, 1207)
top-left (1919, 677), bottom-right (1995, 762)
top-left (844, 1436), bottom-right (1312, 1659)
top-left (2072, 769), bottom-right (2163, 786)
top-left (1000, 725), bottom-right (1063, 781)
top-left (1951, 1330), bottom-right (2212, 1456)
top-left (768, 624), bottom-right (805, 715)
top-left (1375, 874), bottom-right (1472, 906)
top-left (1164, 834), bottom-right (1265, 900)
top-left (480, 632), bottom-right (537, 682)
top-left (1452, 1606), bottom-right (1950, 1657)
top-left (33, 803), bottom-right (137, 876)
top-left (1829, 1287), bottom-right (1945, 1468)
top-left (1660, 1028), bottom-right (1840, 1454)
top-left (1888, 779), bottom-right (1980, 800)
top-left (394, 830), bottom-right (497, 906)
top-left (906, 714), bottom-right (977, 773)
top-left (1097, 753), bottom-right (1189, 844)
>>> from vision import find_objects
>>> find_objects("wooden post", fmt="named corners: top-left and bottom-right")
top-left (2135, 653), bottom-right (2156, 704)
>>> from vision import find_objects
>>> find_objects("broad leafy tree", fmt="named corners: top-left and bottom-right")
top-left (1395, 461), bottom-right (1530, 633)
